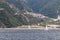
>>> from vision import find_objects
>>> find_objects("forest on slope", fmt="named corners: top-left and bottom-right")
top-left (0, 1), bottom-right (28, 28)
top-left (0, 0), bottom-right (60, 28)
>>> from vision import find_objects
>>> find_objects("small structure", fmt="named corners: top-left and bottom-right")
top-left (52, 10), bottom-right (60, 21)
top-left (15, 13), bottom-right (18, 15)
top-left (52, 18), bottom-right (58, 21)
top-left (37, 23), bottom-right (40, 26)
top-left (28, 25), bottom-right (31, 29)
top-left (57, 16), bottom-right (60, 20)
top-left (47, 24), bottom-right (60, 28)
top-left (57, 10), bottom-right (60, 20)
top-left (0, 8), bottom-right (4, 10)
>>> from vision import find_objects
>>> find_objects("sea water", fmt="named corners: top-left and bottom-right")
top-left (0, 29), bottom-right (60, 40)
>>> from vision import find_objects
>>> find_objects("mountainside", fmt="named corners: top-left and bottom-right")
top-left (7, 0), bottom-right (60, 18)
top-left (24, 0), bottom-right (60, 18)
top-left (0, 2), bottom-right (28, 28)
top-left (7, 0), bottom-right (32, 12)
top-left (0, 0), bottom-right (60, 28)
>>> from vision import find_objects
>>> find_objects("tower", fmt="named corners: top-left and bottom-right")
top-left (57, 10), bottom-right (60, 20)
top-left (58, 16), bottom-right (60, 20)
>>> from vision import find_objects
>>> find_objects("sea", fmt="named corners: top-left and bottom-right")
top-left (0, 29), bottom-right (60, 40)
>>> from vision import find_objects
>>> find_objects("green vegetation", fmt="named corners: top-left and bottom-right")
top-left (0, 0), bottom-right (7, 2)
top-left (40, 18), bottom-right (51, 27)
top-left (0, 2), bottom-right (28, 28)
top-left (25, 0), bottom-right (60, 18)
top-left (0, 0), bottom-right (60, 28)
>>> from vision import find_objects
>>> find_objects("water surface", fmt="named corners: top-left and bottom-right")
top-left (0, 29), bottom-right (60, 40)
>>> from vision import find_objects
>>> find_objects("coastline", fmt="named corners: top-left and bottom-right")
top-left (0, 28), bottom-right (60, 30)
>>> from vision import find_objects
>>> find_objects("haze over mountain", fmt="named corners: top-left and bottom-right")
top-left (1, 0), bottom-right (60, 18)
top-left (24, 0), bottom-right (60, 18)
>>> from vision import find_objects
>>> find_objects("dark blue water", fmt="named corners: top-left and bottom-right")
top-left (0, 29), bottom-right (60, 40)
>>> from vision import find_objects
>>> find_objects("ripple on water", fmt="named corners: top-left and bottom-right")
top-left (0, 29), bottom-right (60, 40)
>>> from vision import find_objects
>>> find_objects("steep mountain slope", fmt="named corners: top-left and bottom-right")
top-left (7, 0), bottom-right (32, 12)
top-left (7, 0), bottom-right (60, 18)
top-left (0, 2), bottom-right (28, 28)
top-left (0, 0), bottom-right (60, 28)
top-left (22, 0), bottom-right (60, 18)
